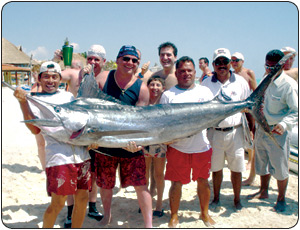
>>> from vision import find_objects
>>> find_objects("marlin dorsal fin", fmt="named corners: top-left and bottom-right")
top-left (76, 67), bottom-right (125, 105)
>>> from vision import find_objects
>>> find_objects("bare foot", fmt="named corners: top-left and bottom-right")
top-left (200, 214), bottom-right (216, 227)
top-left (98, 215), bottom-right (111, 227)
top-left (273, 201), bottom-right (287, 212)
top-left (209, 199), bottom-right (221, 212)
top-left (242, 177), bottom-right (255, 186)
top-left (247, 191), bottom-right (268, 200)
top-left (168, 214), bottom-right (179, 228)
top-left (234, 200), bottom-right (243, 211)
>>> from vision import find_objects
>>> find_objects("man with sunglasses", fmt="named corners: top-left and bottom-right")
top-left (93, 45), bottom-right (152, 228)
top-left (202, 48), bottom-right (250, 211)
top-left (231, 52), bottom-right (257, 91)
top-left (231, 52), bottom-right (257, 186)
top-left (247, 49), bottom-right (298, 212)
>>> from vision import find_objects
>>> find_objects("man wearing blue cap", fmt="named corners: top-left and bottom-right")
top-left (91, 45), bottom-right (152, 227)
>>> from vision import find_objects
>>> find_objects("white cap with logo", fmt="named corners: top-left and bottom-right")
top-left (39, 61), bottom-right (61, 75)
top-left (213, 48), bottom-right (231, 61)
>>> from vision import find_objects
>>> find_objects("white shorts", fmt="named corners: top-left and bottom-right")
top-left (208, 126), bottom-right (246, 172)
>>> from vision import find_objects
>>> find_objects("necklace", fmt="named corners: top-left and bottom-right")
top-left (114, 71), bottom-right (133, 95)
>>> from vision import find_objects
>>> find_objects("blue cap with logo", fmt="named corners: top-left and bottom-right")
top-left (117, 45), bottom-right (139, 59)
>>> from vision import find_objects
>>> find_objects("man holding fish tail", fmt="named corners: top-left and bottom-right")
top-left (202, 48), bottom-right (251, 211)
top-left (247, 49), bottom-right (298, 212)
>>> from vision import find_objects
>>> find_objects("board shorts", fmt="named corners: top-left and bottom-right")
top-left (255, 125), bottom-right (290, 180)
top-left (94, 153), bottom-right (146, 189)
top-left (46, 160), bottom-right (92, 196)
top-left (164, 147), bottom-right (212, 184)
top-left (208, 126), bottom-right (246, 173)
top-left (143, 144), bottom-right (167, 158)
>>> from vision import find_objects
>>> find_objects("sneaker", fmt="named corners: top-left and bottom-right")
top-left (64, 216), bottom-right (72, 228)
top-left (87, 211), bottom-right (104, 221)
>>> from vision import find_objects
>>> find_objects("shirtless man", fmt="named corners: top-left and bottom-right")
top-left (54, 45), bottom-right (106, 97)
top-left (61, 60), bottom-right (83, 96)
top-left (231, 52), bottom-right (257, 91)
top-left (281, 46), bottom-right (298, 82)
top-left (199, 57), bottom-right (213, 83)
top-left (231, 52), bottom-right (256, 186)
top-left (149, 42), bottom-right (178, 90)
top-left (54, 44), bottom-right (107, 227)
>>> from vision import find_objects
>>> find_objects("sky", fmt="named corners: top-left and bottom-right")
top-left (1, 1), bottom-right (298, 80)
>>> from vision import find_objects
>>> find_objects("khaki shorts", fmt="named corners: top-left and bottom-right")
top-left (208, 126), bottom-right (246, 172)
top-left (254, 126), bottom-right (290, 180)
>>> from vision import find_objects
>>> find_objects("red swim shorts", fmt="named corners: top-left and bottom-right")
top-left (95, 153), bottom-right (146, 189)
top-left (46, 160), bottom-right (92, 196)
top-left (165, 147), bottom-right (212, 184)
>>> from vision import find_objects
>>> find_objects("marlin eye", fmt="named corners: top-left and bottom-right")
top-left (54, 106), bottom-right (61, 113)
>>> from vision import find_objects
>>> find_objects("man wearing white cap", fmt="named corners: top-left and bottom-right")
top-left (202, 48), bottom-right (251, 211)
top-left (14, 61), bottom-right (92, 228)
top-left (54, 45), bottom-right (106, 227)
top-left (54, 44), bottom-right (106, 97)
top-left (280, 46), bottom-right (298, 82)
top-left (231, 52), bottom-right (257, 91)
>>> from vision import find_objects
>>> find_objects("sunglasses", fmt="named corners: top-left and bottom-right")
top-left (264, 64), bottom-right (276, 71)
top-left (231, 59), bottom-right (241, 63)
top-left (214, 58), bottom-right (231, 66)
top-left (122, 56), bottom-right (139, 64)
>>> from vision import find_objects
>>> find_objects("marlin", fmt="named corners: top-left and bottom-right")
top-left (5, 54), bottom-right (292, 151)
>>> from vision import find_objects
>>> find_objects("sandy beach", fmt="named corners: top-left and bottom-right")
top-left (1, 86), bottom-right (299, 229)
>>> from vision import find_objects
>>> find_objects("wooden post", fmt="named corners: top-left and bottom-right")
top-left (15, 71), bottom-right (18, 86)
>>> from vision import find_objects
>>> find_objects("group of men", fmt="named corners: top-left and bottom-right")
top-left (14, 41), bottom-right (298, 228)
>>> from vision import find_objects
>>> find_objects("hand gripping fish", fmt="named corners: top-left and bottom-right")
top-left (6, 54), bottom-right (292, 150)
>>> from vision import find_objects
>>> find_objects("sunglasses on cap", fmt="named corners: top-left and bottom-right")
top-left (122, 56), bottom-right (139, 64)
top-left (231, 59), bottom-right (241, 63)
top-left (214, 58), bottom-right (231, 66)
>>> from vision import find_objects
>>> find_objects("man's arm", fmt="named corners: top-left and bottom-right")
top-left (14, 87), bottom-right (41, 134)
top-left (247, 69), bottom-right (257, 91)
top-left (136, 82), bottom-right (150, 106)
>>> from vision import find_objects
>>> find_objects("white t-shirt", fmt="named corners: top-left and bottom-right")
top-left (160, 84), bottom-right (214, 153)
top-left (201, 72), bottom-right (250, 128)
top-left (29, 91), bottom-right (90, 168)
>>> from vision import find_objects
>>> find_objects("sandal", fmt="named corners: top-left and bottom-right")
top-left (153, 209), bottom-right (164, 217)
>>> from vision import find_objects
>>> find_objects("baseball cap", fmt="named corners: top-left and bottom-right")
top-left (280, 46), bottom-right (297, 55)
top-left (117, 45), bottom-right (139, 59)
top-left (213, 48), bottom-right (231, 61)
top-left (232, 52), bottom-right (244, 61)
top-left (87, 44), bottom-right (106, 59)
top-left (39, 61), bottom-right (61, 75)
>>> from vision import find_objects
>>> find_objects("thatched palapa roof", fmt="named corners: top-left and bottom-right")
top-left (2, 37), bottom-right (37, 65)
